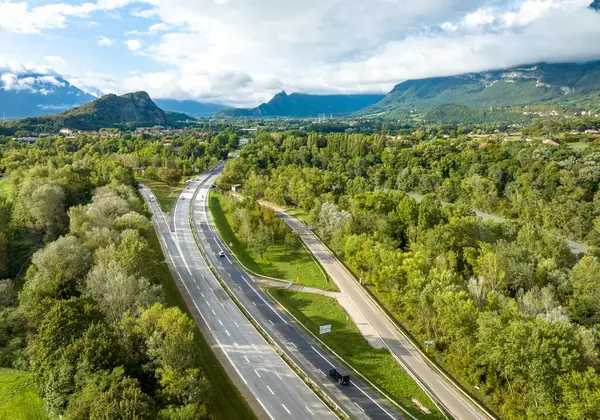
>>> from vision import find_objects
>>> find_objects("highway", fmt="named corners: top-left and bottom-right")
top-left (140, 169), bottom-right (336, 420)
top-left (190, 169), bottom-right (405, 420)
top-left (273, 208), bottom-right (494, 420)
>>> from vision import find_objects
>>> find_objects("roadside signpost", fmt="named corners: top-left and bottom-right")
top-left (424, 339), bottom-right (436, 352)
top-left (319, 324), bottom-right (332, 335)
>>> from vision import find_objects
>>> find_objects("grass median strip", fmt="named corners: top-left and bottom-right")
top-left (268, 288), bottom-right (444, 420)
top-left (136, 177), bottom-right (186, 212)
top-left (209, 190), bottom-right (336, 291)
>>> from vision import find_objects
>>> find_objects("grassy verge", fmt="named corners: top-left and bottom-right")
top-left (286, 208), bottom-right (312, 224)
top-left (136, 177), bottom-right (187, 212)
top-left (146, 229), bottom-right (255, 420)
top-left (269, 289), bottom-right (443, 420)
top-left (210, 191), bottom-right (336, 291)
top-left (0, 368), bottom-right (47, 420)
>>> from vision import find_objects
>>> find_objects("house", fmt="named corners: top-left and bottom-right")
top-left (59, 128), bottom-right (73, 135)
top-left (543, 139), bottom-right (560, 147)
top-left (231, 184), bottom-right (242, 192)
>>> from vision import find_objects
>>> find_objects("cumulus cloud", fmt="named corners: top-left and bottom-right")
top-left (1, 0), bottom-right (600, 105)
top-left (125, 39), bottom-right (142, 52)
top-left (97, 36), bottom-right (115, 46)
top-left (104, 0), bottom-right (599, 105)
top-left (45, 56), bottom-right (66, 66)
top-left (0, 0), bottom-right (157, 34)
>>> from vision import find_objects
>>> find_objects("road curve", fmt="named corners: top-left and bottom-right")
top-left (140, 169), bottom-right (335, 420)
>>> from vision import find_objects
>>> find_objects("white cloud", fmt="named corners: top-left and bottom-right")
top-left (125, 22), bottom-right (169, 36)
top-left (97, 36), bottom-right (115, 46)
top-left (100, 0), bottom-right (595, 104)
top-left (0, 0), bottom-right (157, 34)
top-left (125, 39), bottom-right (142, 52)
top-left (130, 7), bottom-right (159, 18)
top-left (45, 55), bottom-right (66, 66)
top-left (461, 8), bottom-right (495, 27)
top-left (1, 0), bottom-right (600, 105)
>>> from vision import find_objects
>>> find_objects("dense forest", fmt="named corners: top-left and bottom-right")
top-left (0, 131), bottom-right (237, 418)
top-left (221, 131), bottom-right (600, 419)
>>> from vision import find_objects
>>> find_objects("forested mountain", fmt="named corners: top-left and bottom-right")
top-left (5, 91), bottom-right (191, 132)
top-left (217, 91), bottom-right (385, 117)
top-left (154, 98), bottom-right (227, 117)
top-left (591, 0), bottom-right (600, 10)
top-left (363, 60), bottom-right (600, 115)
top-left (0, 73), bottom-right (96, 118)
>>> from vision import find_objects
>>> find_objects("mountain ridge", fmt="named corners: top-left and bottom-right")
top-left (217, 91), bottom-right (385, 117)
top-left (361, 60), bottom-right (600, 115)
top-left (4, 91), bottom-right (191, 132)
top-left (154, 98), bottom-right (227, 117)
top-left (0, 73), bottom-right (96, 118)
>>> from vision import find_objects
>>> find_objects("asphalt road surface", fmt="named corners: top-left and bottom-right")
top-left (140, 171), bottom-right (336, 420)
top-left (190, 168), bottom-right (406, 420)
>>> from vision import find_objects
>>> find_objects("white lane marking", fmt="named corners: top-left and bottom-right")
top-left (207, 301), bottom-right (211, 307)
top-left (290, 342), bottom-right (297, 349)
top-left (220, 302), bottom-right (225, 308)
top-left (225, 330), bottom-right (230, 337)
top-left (218, 319), bottom-right (223, 326)
top-left (351, 383), bottom-right (398, 420)
top-left (201, 292), bottom-right (205, 298)
top-left (305, 405), bottom-right (315, 416)
top-left (436, 378), bottom-right (481, 418)
top-left (354, 402), bottom-right (365, 412)
top-left (252, 301), bottom-right (256, 306)
top-left (211, 309), bottom-right (216, 315)
top-left (254, 369), bottom-right (261, 378)
top-left (269, 320), bottom-right (275, 326)
top-left (253, 344), bottom-right (259, 351)
top-left (256, 398), bottom-right (276, 420)
top-left (234, 321), bottom-right (240, 328)
top-left (266, 385), bottom-right (275, 395)
top-left (234, 342), bottom-right (239, 349)
top-left (244, 355), bottom-right (250, 363)
top-left (386, 324), bottom-right (422, 363)
top-left (319, 369), bottom-right (327, 377)
top-left (310, 346), bottom-right (335, 368)
top-left (281, 404), bottom-right (291, 415)
top-left (276, 372), bottom-right (282, 380)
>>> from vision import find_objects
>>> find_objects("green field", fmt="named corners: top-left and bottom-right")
top-left (136, 177), bottom-right (187, 212)
top-left (146, 229), bottom-right (255, 420)
top-left (210, 191), bottom-right (336, 291)
top-left (0, 368), bottom-right (47, 420)
top-left (269, 289), bottom-right (443, 419)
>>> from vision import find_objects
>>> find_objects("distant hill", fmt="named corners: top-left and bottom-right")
top-left (591, 0), bottom-right (599, 10)
top-left (5, 91), bottom-right (191, 132)
top-left (0, 73), bottom-right (96, 118)
top-left (154, 99), bottom-right (227, 117)
top-left (362, 60), bottom-right (600, 116)
top-left (217, 91), bottom-right (385, 117)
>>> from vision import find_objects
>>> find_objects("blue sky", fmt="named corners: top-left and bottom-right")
top-left (1, 0), bottom-right (600, 106)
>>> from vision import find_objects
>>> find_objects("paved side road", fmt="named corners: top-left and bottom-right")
top-left (192, 172), bottom-right (405, 420)
top-left (140, 171), bottom-right (336, 420)
top-left (273, 208), bottom-right (494, 420)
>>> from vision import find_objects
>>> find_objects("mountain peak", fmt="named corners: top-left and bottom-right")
top-left (7, 91), bottom-right (191, 131)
